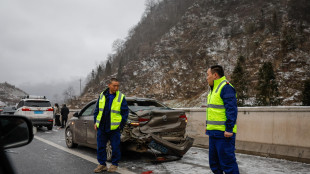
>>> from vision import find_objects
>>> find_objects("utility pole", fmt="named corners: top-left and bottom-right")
top-left (79, 78), bottom-right (82, 96)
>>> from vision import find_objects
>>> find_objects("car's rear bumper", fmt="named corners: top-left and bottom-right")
top-left (149, 134), bottom-right (194, 157)
top-left (30, 118), bottom-right (53, 127)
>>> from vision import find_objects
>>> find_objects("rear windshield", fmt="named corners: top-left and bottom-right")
top-left (127, 100), bottom-right (170, 112)
top-left (3, 107), bottom-right (16, 112)
top-left (24, 101), bottom-right (51, 107)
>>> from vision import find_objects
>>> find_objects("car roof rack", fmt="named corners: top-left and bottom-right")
top-left (23, 95), bottom-right (47, 99)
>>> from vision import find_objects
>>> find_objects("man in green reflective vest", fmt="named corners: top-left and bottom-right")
top-left (93, 78), bottom-right (128, 173)
top-left (206, 65), bottom-right (239, 174)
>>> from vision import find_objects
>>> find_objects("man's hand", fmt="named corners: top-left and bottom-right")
top-left (94, 123), bottom-right (97, 131)
top-left (224, 131), bottom-right (233, 138)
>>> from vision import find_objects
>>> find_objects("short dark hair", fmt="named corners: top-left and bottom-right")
top-left (210, 65), bottom-right (224, 77)
top-left (109, 78), bottom-right (119, 84)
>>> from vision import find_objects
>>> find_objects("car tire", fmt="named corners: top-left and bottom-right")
top-left (65, 128), bottom-right (78, 148)
top-left (107, 141), bottom-right (112, 161)
top-left (47, 125), bottom-right (52, 130)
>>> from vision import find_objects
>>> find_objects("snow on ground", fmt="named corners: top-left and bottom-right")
top-left (137, 147), bottom-right (310, 174)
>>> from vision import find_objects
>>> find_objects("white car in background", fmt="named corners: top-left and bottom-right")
top-left (14, 95), bottom-right (54, 130)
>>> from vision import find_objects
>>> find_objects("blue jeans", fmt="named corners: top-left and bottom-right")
top-left (208, 131), bottom-right (239, 174)
top-left (97, 128), bottom-right (121, 166)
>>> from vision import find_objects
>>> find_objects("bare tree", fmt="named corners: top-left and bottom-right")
top-left (63, 86), bottom-right (75, 103)
top-left (53, 94), bottom-right (61, 104)
top-left (145, 0), bottom-right (159, 13)
top-left (112, 39), bottom-right (125, 54)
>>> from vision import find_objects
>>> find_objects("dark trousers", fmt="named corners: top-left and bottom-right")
top-left (55, 115), bottom-right (61, 126)
top-left (97, 128), bottom-right (121, 166)
top-left (61, 116), bottom-right (68, 128)
top-left (209, 132), bottom-right (239, 174)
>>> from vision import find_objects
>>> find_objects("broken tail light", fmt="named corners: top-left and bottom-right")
top-left (179, 114), bottom-right (187, 123)
top-left (130, 122), bottom-right (140, 126)
top-left (22, 108), bottom-right (31, 111)
top-left (130, 118), bottom-right (150, 126)
top-left (46, 108), bottom-right (54, 111)
top-left (138, 118), bottom-right (150, 124)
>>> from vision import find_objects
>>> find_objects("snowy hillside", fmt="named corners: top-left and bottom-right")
top-left (79, 0), bottom-right (310, 108)
top-left (0, 82), bottom-right (28, 106)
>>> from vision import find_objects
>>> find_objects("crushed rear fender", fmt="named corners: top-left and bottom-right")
top-left (149, 133), bottom-right (194, 157)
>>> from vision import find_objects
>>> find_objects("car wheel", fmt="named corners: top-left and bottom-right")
top-left (47, 125), bottom-right (52, 130)
top-left (65, 128), bottom-right (78, 148)
top-left (107, 141), bottom-right (112, 161)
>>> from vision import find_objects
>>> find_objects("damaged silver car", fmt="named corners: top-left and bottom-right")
top-left (65, 97), bottom-right (194, 161)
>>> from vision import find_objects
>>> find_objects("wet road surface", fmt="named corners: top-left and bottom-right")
top-left (6, 127), bottom-right (310, 174)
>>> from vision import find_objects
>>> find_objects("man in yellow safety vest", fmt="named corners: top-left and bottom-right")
top-left (206, 65), bottom-right (239, 174)
top-left (93, 78), bottom-right (128, 173)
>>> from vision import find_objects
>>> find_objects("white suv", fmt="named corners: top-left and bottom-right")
top-left (15, 95), bottom-right (54, 130)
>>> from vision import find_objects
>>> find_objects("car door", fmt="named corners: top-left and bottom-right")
top-left (74, 103), bottom-right (95, 144)
top-left (86, 102), bottom-right (97, 145)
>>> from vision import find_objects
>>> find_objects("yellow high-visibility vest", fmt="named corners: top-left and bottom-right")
top-left (96, 90), bottom-right (124, 130)
top-left (206, 76), bottom-right (237, 133)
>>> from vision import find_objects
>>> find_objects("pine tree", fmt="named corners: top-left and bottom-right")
top-left (271, 10), bottom-right (279, 34)
top-left (105, 60), bottom-right (112, 76)
top-left (256, 62), bottom-right (280, 106)
top-left (231, 55), bottom-right (248, 106)
top-left (95, 65), bottom-right (103, 81)
top-left (91, 69), bottom-right (95, 80)
top-left (117, 58), bottom-right (123, 80)
top-left (302, 79), bottom-right (310, 106)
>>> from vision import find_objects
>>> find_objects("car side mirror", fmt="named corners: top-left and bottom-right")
top-left (0, 115), bottom-right (34, 149)
top-left (73, 112), bottom-right (79, 117)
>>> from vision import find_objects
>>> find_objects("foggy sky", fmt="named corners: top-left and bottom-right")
top-left (0, 0), bottom-right (146, 102)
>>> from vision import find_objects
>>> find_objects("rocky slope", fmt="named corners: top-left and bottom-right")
top-left (0, 82), bottom-right (28, 106)
top-left (79, 0), bottom-right (310, 108)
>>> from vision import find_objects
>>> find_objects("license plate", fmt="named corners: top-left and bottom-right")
top-left (34, 111), bottom-right (43, 114)
top-left (148, 140), bottom-right (168, 154)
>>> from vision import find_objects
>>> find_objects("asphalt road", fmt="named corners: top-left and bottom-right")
top-left (5, 127), bottom-right (310, 174)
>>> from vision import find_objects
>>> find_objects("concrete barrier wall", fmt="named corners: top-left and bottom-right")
top-left (178, 106), bottom-right (310, 163)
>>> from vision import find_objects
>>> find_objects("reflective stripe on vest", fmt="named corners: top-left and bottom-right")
top-left (206, 76), bottom-right (237, 133)
top-left (207, 104), bottom-right (225, 109)
top-left (96, 91), bottom-right (124, 130)
top-left (206, 120), bottom-right (226, 125)
top-left (111, 110), bottom-right (120, 114)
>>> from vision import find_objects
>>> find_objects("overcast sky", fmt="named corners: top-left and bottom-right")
top-left (0, 0), bottom-right (146, 102)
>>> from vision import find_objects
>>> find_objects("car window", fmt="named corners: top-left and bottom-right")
top-left (24, 101), bottom-right (51, 107)
top-left (127, 100), bottom-right (170, 112)
top-left (17, 101), bottom-right (24, 109)
top-left (128, 101), bottom-right (164, 107)
top-left (80, 103), bottom-right (96, 116)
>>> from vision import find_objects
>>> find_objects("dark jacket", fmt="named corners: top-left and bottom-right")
top-left (61, 106), bottom-right (69, 118)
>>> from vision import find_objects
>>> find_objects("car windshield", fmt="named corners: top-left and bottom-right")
top-left (24, 101), bottom-right (51, 107)
top-left (127, 100), bottom-right (170, 112)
